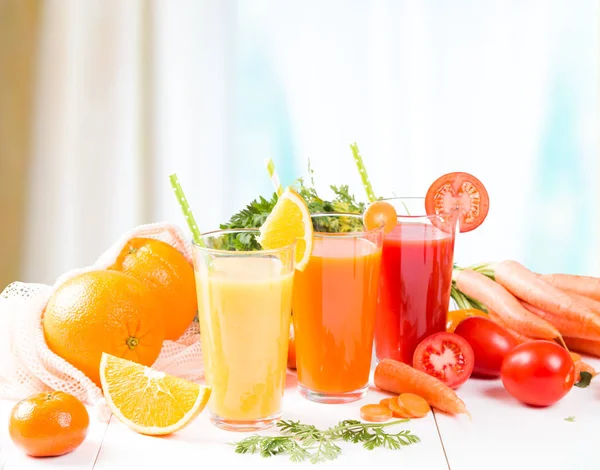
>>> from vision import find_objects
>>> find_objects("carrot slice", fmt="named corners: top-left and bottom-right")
top-left (397, 393), bottom-right (431, 419)
top-left (360, 404), bottom-right (393, 422)
top-left (379, 397), bottom-right (393, 407)
top-left (388, 397), bottom-right (412, 418)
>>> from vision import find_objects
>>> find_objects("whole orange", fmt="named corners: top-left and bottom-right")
top-left (9, 391), bottom-right (90, 457)
top-left (108, 237), bottom-right (197, 340)
top-left (42, 270), bottom-right (165, 386)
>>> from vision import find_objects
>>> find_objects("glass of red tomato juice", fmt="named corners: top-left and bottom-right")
top-left (374, 197), bottom-right (459, 365)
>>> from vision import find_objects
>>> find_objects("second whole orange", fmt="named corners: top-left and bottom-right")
top-left (42, 270), bottom-right (165, 386)
top-left (109, 237), bottom-right (197, 340)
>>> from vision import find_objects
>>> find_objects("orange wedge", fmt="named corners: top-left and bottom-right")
top-left (257, 188), bottom-right (313, 271)
top-left (99, 353), bottom-right (211, 436)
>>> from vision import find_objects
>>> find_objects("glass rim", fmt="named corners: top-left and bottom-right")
top-left (192, 228), bottom-right (296, 255)
top-left (310, 212), bottom-right (384, 238)
top-left (376, 196), bottom-right (461, 219)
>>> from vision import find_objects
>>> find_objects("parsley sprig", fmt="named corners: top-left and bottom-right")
top-left (232, 419), bottom-right (420, 464)
top-left (218, 164), bottom-right (367, 251)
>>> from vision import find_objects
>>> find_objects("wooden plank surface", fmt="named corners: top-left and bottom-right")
top-left (93, 373), bottom-right (449, 469)
top-left (435, 355), bottom-right (600, 470)
top-left (4, 359), bottom-right (599, 469)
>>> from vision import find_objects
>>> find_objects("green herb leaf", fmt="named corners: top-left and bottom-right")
top-left (575, 371), bottom-right (593, 388)
top-left (218, 167), bottom-right (367, 251)
top-left (232, 418), bottom-right (419, 464)
top-left (564, 416), bottom-right (576, 422)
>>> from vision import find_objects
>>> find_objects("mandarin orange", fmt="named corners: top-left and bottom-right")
top-left (9, 391), bottom-right (89, 457)
top-left (109, 237), bottom-right (197, 340)
top-left (42, 270), bottom-right (164, 386)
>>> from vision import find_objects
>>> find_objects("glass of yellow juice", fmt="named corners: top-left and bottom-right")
top-left (192, 229), bottom-right (295, 431)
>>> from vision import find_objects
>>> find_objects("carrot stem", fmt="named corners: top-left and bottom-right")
top-left (466, 261), bottom-right (498, 280)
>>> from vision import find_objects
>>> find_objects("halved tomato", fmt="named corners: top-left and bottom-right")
top-left (413, 332), bottom-right (474, 389)
top-left (425, 172), bottom-right (489, 233)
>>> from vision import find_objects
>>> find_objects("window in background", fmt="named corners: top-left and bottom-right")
top-left (224, 0), bottom-right (598, 275)
top-left (10, 0), bottom-right (598, 287)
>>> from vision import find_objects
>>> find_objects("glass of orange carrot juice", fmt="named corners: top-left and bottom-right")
top-left (292, 213), bottom-right (384, 403)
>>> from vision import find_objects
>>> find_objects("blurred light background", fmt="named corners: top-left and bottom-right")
top-left (0, 0), bottom-right (598, 289)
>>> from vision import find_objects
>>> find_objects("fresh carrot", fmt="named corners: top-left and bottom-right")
top-left (520, 301), bottom-right (600, 341)
top-left (397, 393), bottom-right (431, 419)
top-left (494, 261), bottom-right (600, 340)
top-left (567, 292), bottom-right (600, 315)
top-left (373, 358), bottom-right (469, 416)
top-left (453, 269), bottom-right (561, 341)
top-left (540, 273), bottom-right (600, 302)
top-left (487, 309), bottom-right (534, 344)
top-left (360, 404), bottom-right (393, 422)
top-left (564, 337), bottom-right (600, 358)
top-left (387, 397), bottom-right (412, 418)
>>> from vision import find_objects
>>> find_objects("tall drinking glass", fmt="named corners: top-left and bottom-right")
top-left (192, 229), bottom-right (295, 431)
top-left (293, 213), bottom-right (383, 404)
top-left (374, 197), bottom-right (459, 365)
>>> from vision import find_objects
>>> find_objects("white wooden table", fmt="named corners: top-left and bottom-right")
top-left (1, 357), bottom-right (599, 470)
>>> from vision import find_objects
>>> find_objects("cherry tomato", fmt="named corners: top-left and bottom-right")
top-left (500, 340), bottom-right (575, 407)
top-left (363, 201), bottom-right (397, 234)
top-left (446, 308), bottom-right (487, 333)
top-left (454, 316), bottom-right (517, 378)
top-left (413, 332), bottom-right (474, 389)
top-left (287, 321), bottom-right (296, 369)
top-left (425, 171), bottom-right (490, 233)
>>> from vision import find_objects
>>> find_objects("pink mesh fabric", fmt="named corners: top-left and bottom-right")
top-left (0, 223), bottom-right (203, 410)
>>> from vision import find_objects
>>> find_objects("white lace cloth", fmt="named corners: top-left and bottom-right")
top-left (0, 223), bottom-right (203, 420)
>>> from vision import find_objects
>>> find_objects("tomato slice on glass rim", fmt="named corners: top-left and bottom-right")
top-left (412, 332), bottom-right (474, 389)
top-left (425, 172), bottom-right (489, 233)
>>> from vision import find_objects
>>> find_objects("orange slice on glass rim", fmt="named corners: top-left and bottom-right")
top-left (257, 188), bottom-right (313, 271)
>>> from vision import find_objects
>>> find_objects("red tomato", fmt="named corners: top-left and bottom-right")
top-left (454, 316), bottom-right (518, 378)
top-left (425, 172), bottom-right (490, 233)
top-left (500, 340), bottom-right (575, 407)
top-left (287, 321), bottom-right (296, 370)
top-left (413, 332), bottom-right (474, 389)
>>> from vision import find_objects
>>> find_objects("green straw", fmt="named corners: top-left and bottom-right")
top-left (169, 173), bottom-right (204, 246)
top-left (265, 158), bottom-right (284, 197)
top-left (349, 142), bottom-right (411, 215)
top-left (349, 142), bottom-right (377, 203)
